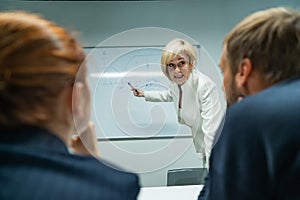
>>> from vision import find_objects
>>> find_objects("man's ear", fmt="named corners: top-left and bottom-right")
top-left (235, 58), bottom-right (253, 88)
top-left (72, 82), bottom-right (84, 118)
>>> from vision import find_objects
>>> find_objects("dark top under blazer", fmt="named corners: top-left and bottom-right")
top-left (0, 126), bottom-right (140, 200)
top-left (199, 78), bottom-right (300, 200)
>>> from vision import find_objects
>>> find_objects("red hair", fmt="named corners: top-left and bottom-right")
top-left (0, 11), bottom-right (85, 128)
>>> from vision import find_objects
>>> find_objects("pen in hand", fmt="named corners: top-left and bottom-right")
top-left (128, 82), bottom-right (137, 91)
top-left (128, 82), bottom-right (144, 97)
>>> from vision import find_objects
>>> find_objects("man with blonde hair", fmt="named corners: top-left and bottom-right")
top-left (199, 7), bottom-right (300, 200)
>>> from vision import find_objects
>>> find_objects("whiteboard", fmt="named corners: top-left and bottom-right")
top-left (84, 45), bottom-right (220, 139)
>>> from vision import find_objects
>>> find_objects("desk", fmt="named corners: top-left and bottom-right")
top-left (138, 185), bottom-right (203, 200)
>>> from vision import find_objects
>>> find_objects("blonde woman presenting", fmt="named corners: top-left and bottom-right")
top-left (132, 39), bottom-right (224, 168)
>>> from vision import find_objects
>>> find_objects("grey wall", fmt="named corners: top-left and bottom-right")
top-left (1, 0), bottom-right (299, 62)
top-left (1, 0), bottom-right (300, 187)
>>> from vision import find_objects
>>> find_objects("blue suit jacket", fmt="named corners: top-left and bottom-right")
top-left (0, 126), bottom-right (140, 200)
top-left (199, 78), bottom-right (300, 200)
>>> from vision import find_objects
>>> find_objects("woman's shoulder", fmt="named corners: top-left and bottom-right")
top-left (191, 69), bottom-right (216, 88)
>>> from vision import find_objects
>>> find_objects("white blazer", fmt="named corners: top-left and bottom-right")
top-left (144, 69), bottom-right (224, 166)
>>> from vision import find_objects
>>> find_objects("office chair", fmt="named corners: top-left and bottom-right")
top-left (167, 168), bottom-right (208, 186)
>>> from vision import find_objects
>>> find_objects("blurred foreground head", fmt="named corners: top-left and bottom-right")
top-left (0, 11), bottom-right (90, 136)
top-left (220, 7), bottom-right (300, 106)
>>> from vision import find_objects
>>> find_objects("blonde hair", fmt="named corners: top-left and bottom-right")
top-left (224, 7), bottom-right (300, 84)
top-left (161, 38), bottom-right (197, 80)
top-left (0, 11), bottom-right (85, 128)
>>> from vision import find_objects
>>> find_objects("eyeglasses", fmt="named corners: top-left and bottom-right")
top-left (166, 60), bottom-right (189, 71)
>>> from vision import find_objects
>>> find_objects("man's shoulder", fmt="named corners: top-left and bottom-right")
top-left (233, 78), bottom-right (298, 107)
top-left (223, 77), bottom-right (300, 137)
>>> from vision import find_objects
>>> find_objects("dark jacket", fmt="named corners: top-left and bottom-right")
top-left (0, 125), bottom-right (140, 200)
top-left (199, 78), bottom-right (300, 200)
